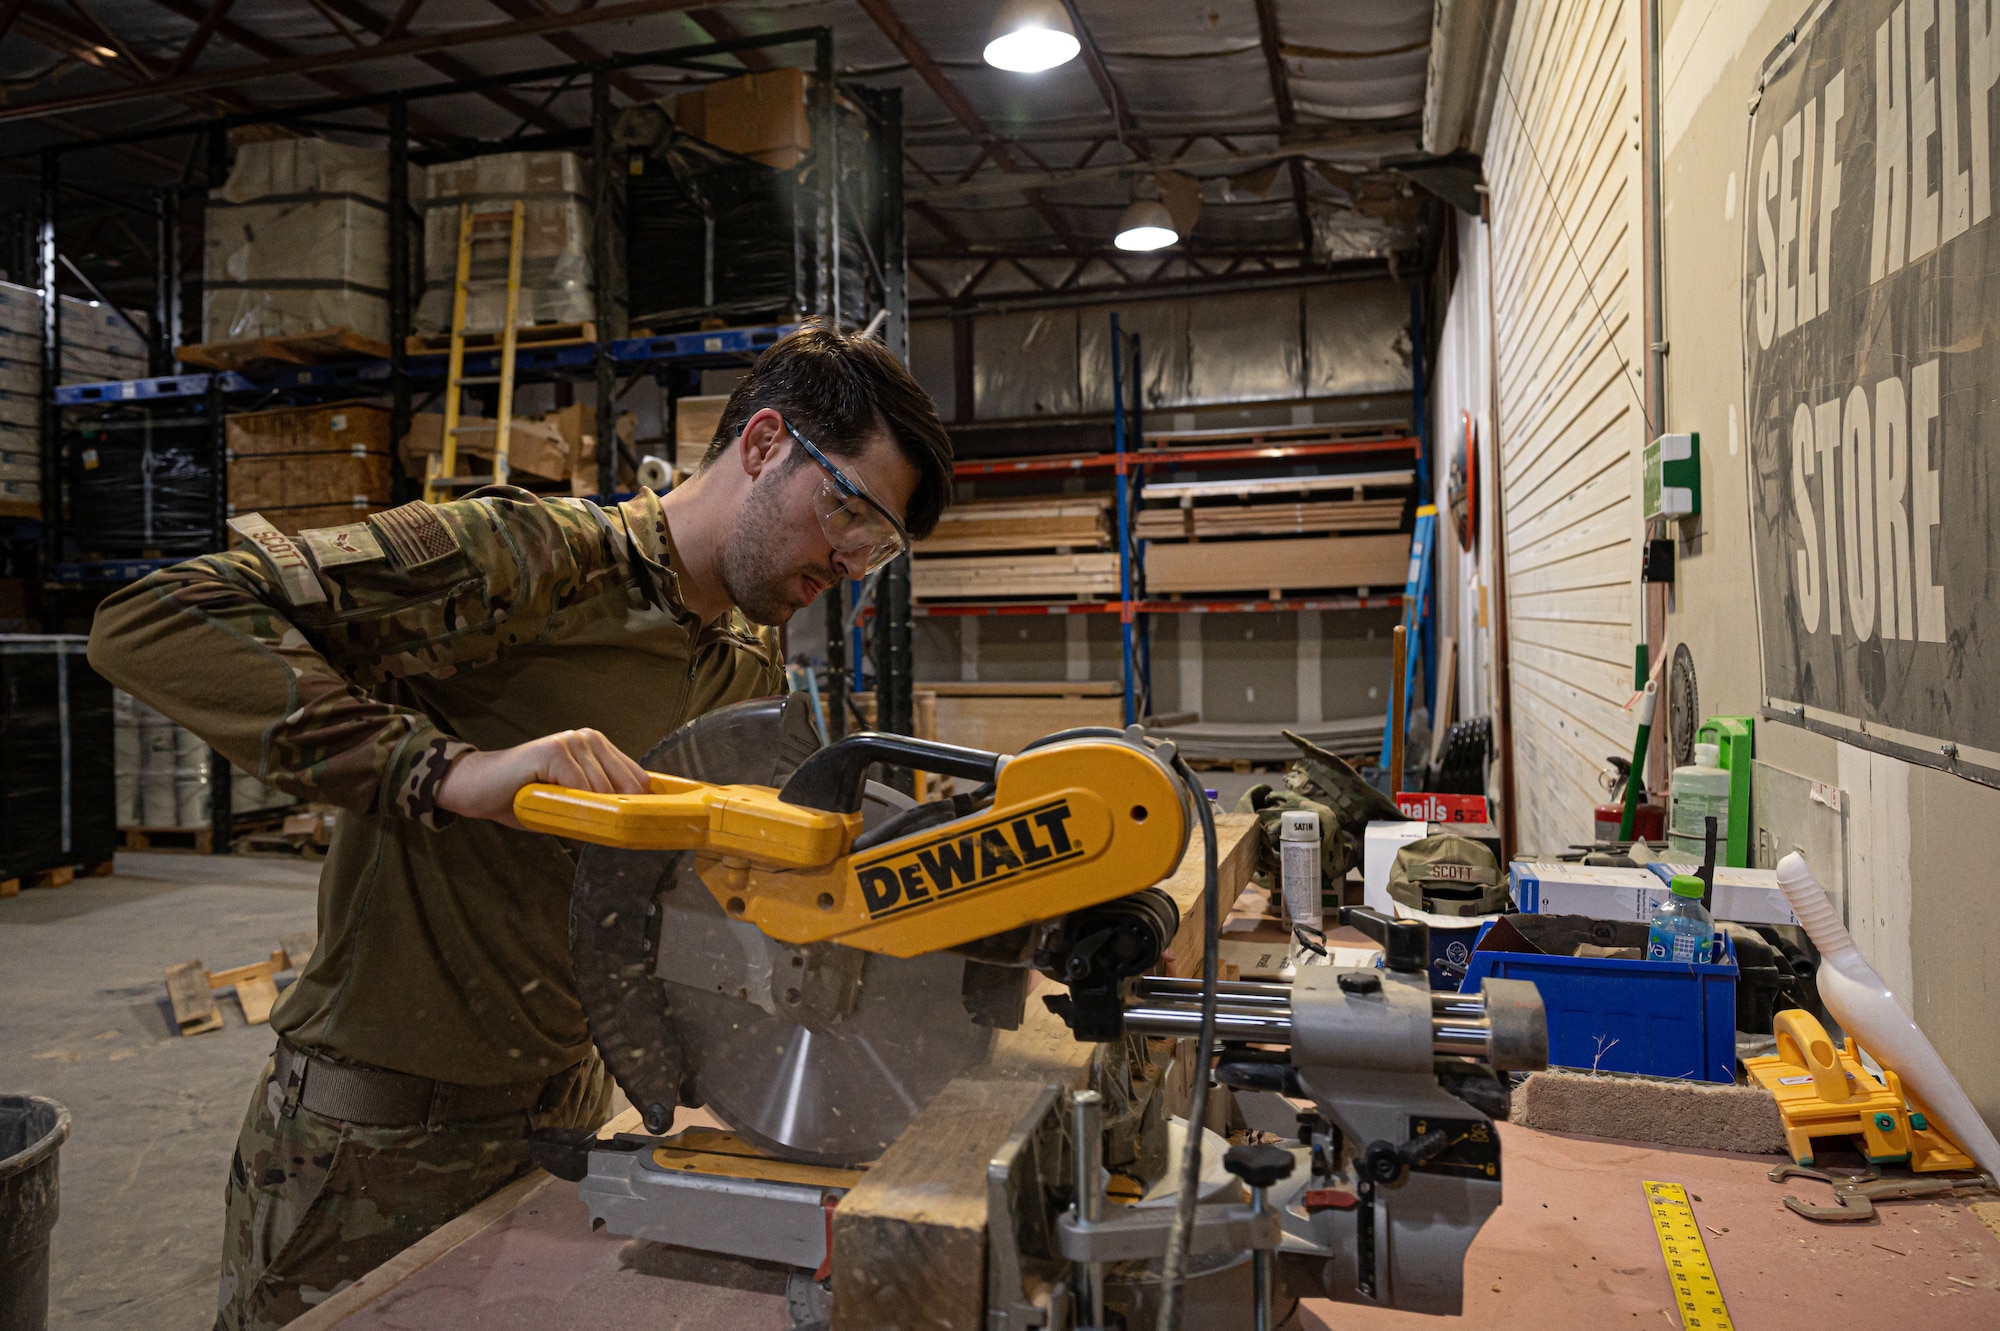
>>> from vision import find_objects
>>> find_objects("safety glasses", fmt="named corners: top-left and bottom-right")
top-left (781, 417), bottom-right (912, 575)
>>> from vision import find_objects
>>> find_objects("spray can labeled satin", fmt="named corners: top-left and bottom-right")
top-left (1279, 809), bottom-right (1322, 928)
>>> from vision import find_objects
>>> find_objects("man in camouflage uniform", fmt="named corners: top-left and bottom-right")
top-left (86, 325), bottom-right (953, 1331)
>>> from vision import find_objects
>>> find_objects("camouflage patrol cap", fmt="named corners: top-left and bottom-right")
top-left (1281, 730), bottom-right (1402, 832)
top-left (1388, 833), bottom-right (1508, 917)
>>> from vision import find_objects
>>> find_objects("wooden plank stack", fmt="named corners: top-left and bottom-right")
top-left (1133, 496), bottom-right (1404, 542)
top-left (1136, 465), bottom-right (1415, 597)
top-left (912, 552), bottom-right (1119, 601)
top-left (912, 495), bottom-right (1117, 601)
top-left (918, 496), bottom-right (1111, 555)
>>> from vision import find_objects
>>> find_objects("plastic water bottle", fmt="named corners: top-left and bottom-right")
top-left (1645, 874), bottom-right (1714, 964)
top-left (1279, 810), bottom-right (1322, 928)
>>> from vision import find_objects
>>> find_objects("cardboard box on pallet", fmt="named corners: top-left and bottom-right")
top-left (204, 139), bottom-right (407, 344)
top-left (419, 151), bottom-right (593, 334)
top-left (227, 452), bottom-right (394, 513)
top-left (225, 402), bottom-right (394, 532)
top-left (674, 68), bottom-right (813, 169)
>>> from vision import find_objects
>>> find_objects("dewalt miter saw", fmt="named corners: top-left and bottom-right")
top-left (520, 695), bottom-right (1545, 1330)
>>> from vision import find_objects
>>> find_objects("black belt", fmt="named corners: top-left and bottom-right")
top-left (272, 1039), bottom-right (583, 1128)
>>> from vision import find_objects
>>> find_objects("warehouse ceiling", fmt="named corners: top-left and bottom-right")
top-left (0, 0), bottom-right (1439, 312)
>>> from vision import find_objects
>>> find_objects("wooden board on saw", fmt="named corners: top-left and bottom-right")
top-left (916, 496), bottom-right (1111, 556)
top-left (911, 551), bottom-right (1119, 601)
top-left (830, 814), bottom-right (1258, 1331)
top-left (927, 681), bottom-right (1123, 755)
top-left (1133, 497), bottom-right (1405, 542)
top-left (1144, 532), bottom-right (1409, 595)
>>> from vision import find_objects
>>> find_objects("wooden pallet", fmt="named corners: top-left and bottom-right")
top-left (0, 499), bottom-right (40, 521)
top-left (405, 321), bottom-right (595, 355)
top-left (121, 824), bottom-right (214, 854)
top-left (0, 858), bottom-right (113, 897)
top-left (176, 326), bottom-right (392, 371)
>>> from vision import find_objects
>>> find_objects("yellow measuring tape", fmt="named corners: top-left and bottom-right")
top-left (1643, 1180), bottom-right (1735, 1330)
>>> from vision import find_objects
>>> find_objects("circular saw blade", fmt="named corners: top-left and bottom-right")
top-left (570, 694), bottom-right (1001, 1166)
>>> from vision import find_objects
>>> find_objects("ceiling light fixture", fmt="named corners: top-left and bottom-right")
top-left (92, 45), bottom-right (118, 59)
top-left (1114, 199), bottom-right (1179, 251)
top-left (983, 0), bottom-right (1080, 73)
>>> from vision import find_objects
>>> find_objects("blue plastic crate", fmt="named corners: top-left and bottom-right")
top-left (1459, 930), bottom-right (1739, 1083)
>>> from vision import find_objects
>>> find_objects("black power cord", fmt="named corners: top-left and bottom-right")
top-left (1155, 750), bottom-right (1219, 1331)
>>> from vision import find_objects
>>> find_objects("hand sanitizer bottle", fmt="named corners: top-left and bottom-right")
top-left (1645, 874), bottom-right (1714, 964)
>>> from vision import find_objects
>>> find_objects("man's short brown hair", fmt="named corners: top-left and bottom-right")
top-left (699, 322), bottom-right (954, 539)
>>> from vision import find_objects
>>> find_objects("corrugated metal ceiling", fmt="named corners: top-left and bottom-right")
top-left (0, 1), bottom-right (1437, 304)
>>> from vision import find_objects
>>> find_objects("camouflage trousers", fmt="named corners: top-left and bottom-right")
top-left (214, 1047), bottom-right (613, 1331)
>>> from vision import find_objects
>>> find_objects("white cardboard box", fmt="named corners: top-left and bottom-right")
top-left (1362, 820), bottom-right (1429, 915)
top-left (1508, 861), bottom-right (1673, 922)
top-left (1644, 862), bottom-right (1799, 926)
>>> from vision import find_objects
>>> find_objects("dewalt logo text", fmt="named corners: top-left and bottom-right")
top-left (855, 800), bottom-right (1081, 918)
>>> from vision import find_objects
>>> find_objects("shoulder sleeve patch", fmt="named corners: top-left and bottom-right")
top-left (368, 501), bottom-right (462, 570)
top-left (298, 521), bottom-right (386, 569)
top-left (226, 513), bottom-right (328, 607)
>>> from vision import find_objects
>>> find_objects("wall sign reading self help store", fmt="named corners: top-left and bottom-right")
top-left (1743, 0), bottom-right (2000, 782)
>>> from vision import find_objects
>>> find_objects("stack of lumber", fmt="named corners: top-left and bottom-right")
top-left (1134, 496), bottom-right (1404, 541)
top-left (917, 495), bottom-right (1111, 555)
top-left (912, 495), bottom-right (1116, 601)
top-left (1136, 466), bottom-right (1414, 597)
top-left (926, 681), bottom-right (1122, 754)
top-left (1145, 532), bottom-right (1408, 596)
top-left (912, 551), bottom-right (1119, 601)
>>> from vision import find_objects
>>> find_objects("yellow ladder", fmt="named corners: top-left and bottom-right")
top-left (425, 202), bottom-right (525, 504)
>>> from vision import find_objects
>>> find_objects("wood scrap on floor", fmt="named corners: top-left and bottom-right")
top-left (164, 935), bottom-right (317, 1034)
top-left (242, 808), bottom-right (337, 857)
top-left (164, 960), bottom-right (223, 1036)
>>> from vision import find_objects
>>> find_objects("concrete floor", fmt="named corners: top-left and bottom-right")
top-left (0, 851), bottom-right (321, 1331)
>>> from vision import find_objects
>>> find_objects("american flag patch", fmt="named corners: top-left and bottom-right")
top-left (369, 502), bottom-right (461, 569)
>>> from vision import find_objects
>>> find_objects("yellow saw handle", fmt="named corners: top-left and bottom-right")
top-left (512, 773), bottom-right (857, 870)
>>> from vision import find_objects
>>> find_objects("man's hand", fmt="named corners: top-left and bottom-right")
top-left (436, 728), bottom-right (651, 828)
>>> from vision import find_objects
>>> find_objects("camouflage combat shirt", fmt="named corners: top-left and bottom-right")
top-left (88, 486), bottom-right (783, 1086)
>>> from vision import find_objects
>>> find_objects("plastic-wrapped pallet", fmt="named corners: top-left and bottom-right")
top-left (205, 138), bottom-right (406, 343)
top-left (419, 152), bottom-right (593, 334)
top-left (67, 409), bottom-right (218, 557)
top-left (2, 636), bottom-right (116, 881)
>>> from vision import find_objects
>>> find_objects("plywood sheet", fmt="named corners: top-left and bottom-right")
top-left (1144, 533), bottom-right (1408, 595)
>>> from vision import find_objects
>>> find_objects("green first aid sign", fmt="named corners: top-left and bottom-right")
top-left (1644, 432), bottom-right (1700, 519)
